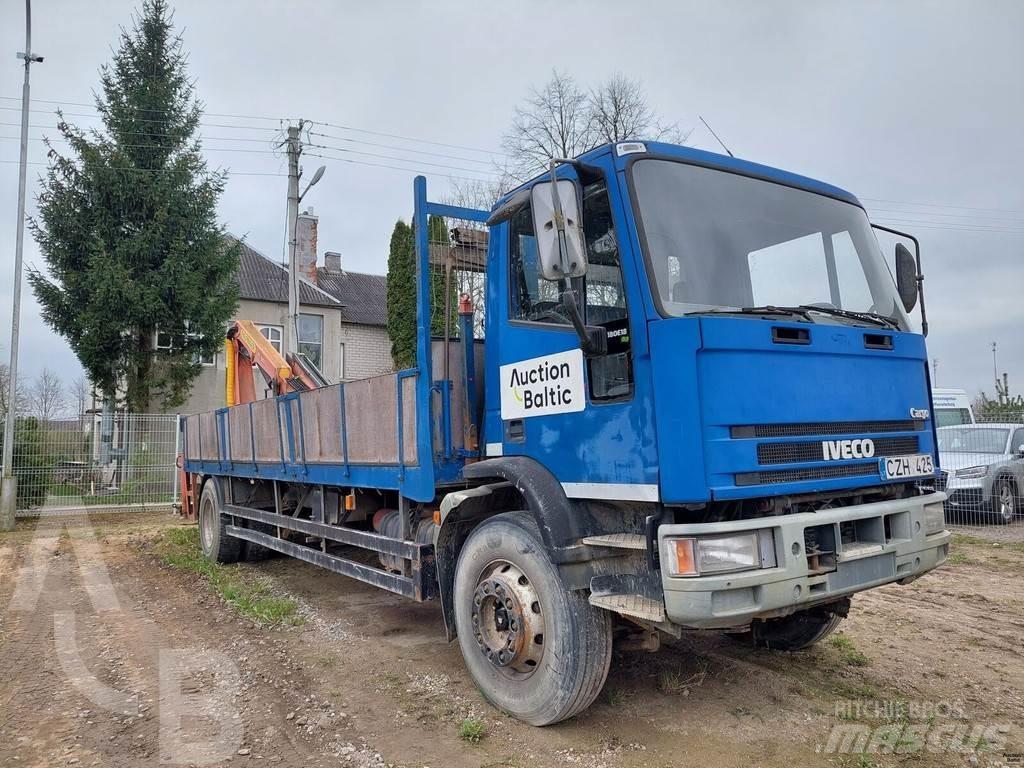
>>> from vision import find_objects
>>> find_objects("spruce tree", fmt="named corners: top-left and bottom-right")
top-left (29, 0), bottom-right (239, 412)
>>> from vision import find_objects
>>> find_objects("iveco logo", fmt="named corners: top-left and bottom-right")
top-left (822, 439), bottom-right (876, 461)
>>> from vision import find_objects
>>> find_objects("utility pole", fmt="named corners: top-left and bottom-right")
top-left (1, 0), bottom-right (43, 532)
top-left (931, 358), bottom-right (938, 386)
top-left (285, 124), bottom-right (301, 357)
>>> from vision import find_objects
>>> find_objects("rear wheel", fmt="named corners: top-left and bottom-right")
top-left (994, 477), bottom-right (1017, 525)
top-left (453, 511), bottom-right (612, 725)
top-left (197, 479), bottom-right (243, 564)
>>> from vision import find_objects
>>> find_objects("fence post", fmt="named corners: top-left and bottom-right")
top-left (172, 414), bottom-right (181, 509)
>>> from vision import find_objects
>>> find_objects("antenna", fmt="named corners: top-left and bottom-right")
top-left (698, 115), bottom-right (734, 158)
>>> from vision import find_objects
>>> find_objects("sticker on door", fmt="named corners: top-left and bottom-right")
top-left (500, 348), bottom-right (586, 420)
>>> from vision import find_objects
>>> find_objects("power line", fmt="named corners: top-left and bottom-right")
top-left (302, 151), bottom-right (494, 186)
top-left (305, 143), bottom-right (496, 178)
top-left (310, 120), bottom-right (502, 157)
top-left (861, 196), bottom-right (1024, 217)
top-left (0, 94), bottom-right (290, 122)
top-left (0, 158), bottom-right (286, 176)
top-left (307, 129), bottom-right (495, 166)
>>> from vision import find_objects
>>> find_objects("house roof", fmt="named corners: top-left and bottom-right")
top-left (233, 237), bottom-right (341, 309)
top-left (316, 266), bottom-right (387, 326)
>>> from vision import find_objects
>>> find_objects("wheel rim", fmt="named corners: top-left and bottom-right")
top-left (999, 483), bottom-right (1014, 520)
top-left (199, 495), bottom-right (215, 552)
top-left (471, 560), bottom-right (545, 677)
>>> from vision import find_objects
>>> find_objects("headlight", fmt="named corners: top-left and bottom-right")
top-left (954, 465), bottom-right (989, 479)
top-left (662, 531), bottom-right (776, 577)
top-left (924, 501), bottom-right (946, 535)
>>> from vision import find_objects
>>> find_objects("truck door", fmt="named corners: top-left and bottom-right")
top-left (487, 180), bottom-right (658, 501)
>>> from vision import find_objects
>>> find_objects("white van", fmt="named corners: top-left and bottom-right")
top-left (932, 388), bottom-right (975, 427)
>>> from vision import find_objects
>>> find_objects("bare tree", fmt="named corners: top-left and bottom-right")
top-left (0, 358), bottom-right (28, 417)
top-left (501, 70), bottom-right (596, 183)
top-left (587, 73), bottom-right (688, 145)
top-left (71, 377), bottom-right (91, 418)
top-left (29, 368), bottom-right (68, 423)
top-left (502, 71), bottom-right (686, 183)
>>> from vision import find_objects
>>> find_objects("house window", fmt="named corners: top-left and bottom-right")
top-left (155, 331), bottom-right (173, 350)
top-left (155, 328), bottom-right (215, 365)
top-left (257, 324), bottom-right (283, 354)
top-left (298, 313), bottom-right (323, 370)
top-left (339, 342), bottom-right (346, 381)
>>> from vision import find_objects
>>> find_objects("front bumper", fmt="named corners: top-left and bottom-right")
top-left (658, 492), bottom-right (950, 629)
top-left (942, 475), bottom-right (994, 511)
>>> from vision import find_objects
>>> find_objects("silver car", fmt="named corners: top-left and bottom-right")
top-left (937, 424), bottom-right (1024, 524)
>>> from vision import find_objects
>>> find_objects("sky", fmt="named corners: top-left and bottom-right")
top-left (1, 0), bottom-right (1023, 401)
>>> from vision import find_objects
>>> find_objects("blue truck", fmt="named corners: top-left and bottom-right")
top-left (182, 140), bottom-right (951, 726)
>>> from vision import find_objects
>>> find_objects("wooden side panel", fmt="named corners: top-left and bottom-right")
top-left (401, 374), bottom-right (418, 466)
top-left (251, 397), bottom-right (281, 463)
top-left (185, 414), bottom-right (201, 461)
top-left (228, 405), bottom-right (252, 462)
top-left (344, 375), bottom-right (399, 464)
top-left (431, 339), bottom-right (485, 453)
top-left (300, 385), bottom-right (344, 463)
top-left (198, 412), bottom-right (218, 461)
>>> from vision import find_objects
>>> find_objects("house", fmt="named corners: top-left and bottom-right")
top-left (176, 212), bottom-right (393, 414)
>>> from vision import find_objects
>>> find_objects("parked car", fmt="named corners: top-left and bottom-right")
top-left (937, 424), bottom-right (1024, 523)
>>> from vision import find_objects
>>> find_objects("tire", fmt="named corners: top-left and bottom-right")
top-left (197, 479), bottom-right (243, 564)
top-left (749, 609), bottom-right (844, 651)
top-left (453, 511), bottom-right (612, 726)
top-left (993, 477), bottom-right (1017, 525)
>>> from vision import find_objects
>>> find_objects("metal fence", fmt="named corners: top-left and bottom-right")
top-left (935, 411), bottom-right (1024, 526)
top-left (1, 413), bottom-right (179, 517)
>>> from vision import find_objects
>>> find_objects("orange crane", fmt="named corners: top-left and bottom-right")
top-left (224, 319), bottom-right (327, 406)
top-left (178, 320), bottom-right (328, 519)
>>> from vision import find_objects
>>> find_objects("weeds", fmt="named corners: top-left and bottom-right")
top-left (828, 633), bottom-right (870, 667)
top-left (947, 551), bottom-right (975, 565)
top-left (152, 527), bottom-right (302, 627)
top-left (657, 666), bottom-right (707, 696)
top-left (604, 686), bottom-right (634, 707)
top-left (458, 717), bottom-right (486, 744)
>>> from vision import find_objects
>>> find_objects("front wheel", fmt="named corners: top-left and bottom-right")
top-left (994, 477), bottom-right (1017, 525)
top-left (453, 511), bottom-right (612, 725)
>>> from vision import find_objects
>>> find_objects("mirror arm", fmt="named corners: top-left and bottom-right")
top-left (558, 285), bottom-right (607, 357)
top-left (872, 223), bottom-right (927, 336)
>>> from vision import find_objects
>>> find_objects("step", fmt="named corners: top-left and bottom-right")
top-left (582, 533), bottom-right (647, 550)
top-left (589, 592), bottom-right (666, 623)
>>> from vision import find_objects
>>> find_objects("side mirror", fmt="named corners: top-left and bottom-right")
top-left (1016, 445), bottom-right (1024, 458)
top-left (894, 242), bottom-right (918, 313)
top-left (531, 180), bottom-right (586, 281)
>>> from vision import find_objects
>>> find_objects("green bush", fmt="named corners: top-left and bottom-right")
top-left (0, 417), bottom-right (53, 509)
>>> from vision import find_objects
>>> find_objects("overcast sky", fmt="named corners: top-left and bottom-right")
top-left (2, 0), bottom-right (1023, 402)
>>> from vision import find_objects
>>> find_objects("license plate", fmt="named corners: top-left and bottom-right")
top-left (881, 453), bottom-right (935, 480)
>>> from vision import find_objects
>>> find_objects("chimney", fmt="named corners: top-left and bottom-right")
top-left (296, 208), bottom-right (319, 285)
top-left (324, 251), bottom-right (342, 273)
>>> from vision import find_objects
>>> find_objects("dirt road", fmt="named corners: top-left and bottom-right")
top-left (1, 513), bottom-right (1021, 768)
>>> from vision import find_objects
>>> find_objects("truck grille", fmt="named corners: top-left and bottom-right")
top-left (735, 464), bottom-right (879, 487)
top-left (732, 420), bottom-right (921, 439)
top-left (756, 436), bottom-right (920, 465)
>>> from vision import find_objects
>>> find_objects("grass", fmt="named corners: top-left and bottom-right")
top-left (828, 633), bottom-right (870, 667)
top-left (657, 666), bottom-right (707, 696)
top-left (152, 527), bottom-right (302, 627)
top-left (603, 686), bottom-right (635, 708)
top-left (947, 551), bottom-right (975, 565)
top-left (458, 717), bottom-right (486, 744)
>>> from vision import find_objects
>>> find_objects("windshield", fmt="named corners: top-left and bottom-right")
top-left (937, 427), bottom-right (1009, 454)
top-left (935, 408), bottom-right (973, 427)
top-left (630, 159), bottom-right (910, 328)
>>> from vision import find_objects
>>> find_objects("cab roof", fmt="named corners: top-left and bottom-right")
top-left (492, 141), bottom-right (863, 213)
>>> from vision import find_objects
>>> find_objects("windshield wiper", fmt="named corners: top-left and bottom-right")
top-left (684, 305), bottom-right (813, 321)
top-left (794, 305), bottom-right (900, 330)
